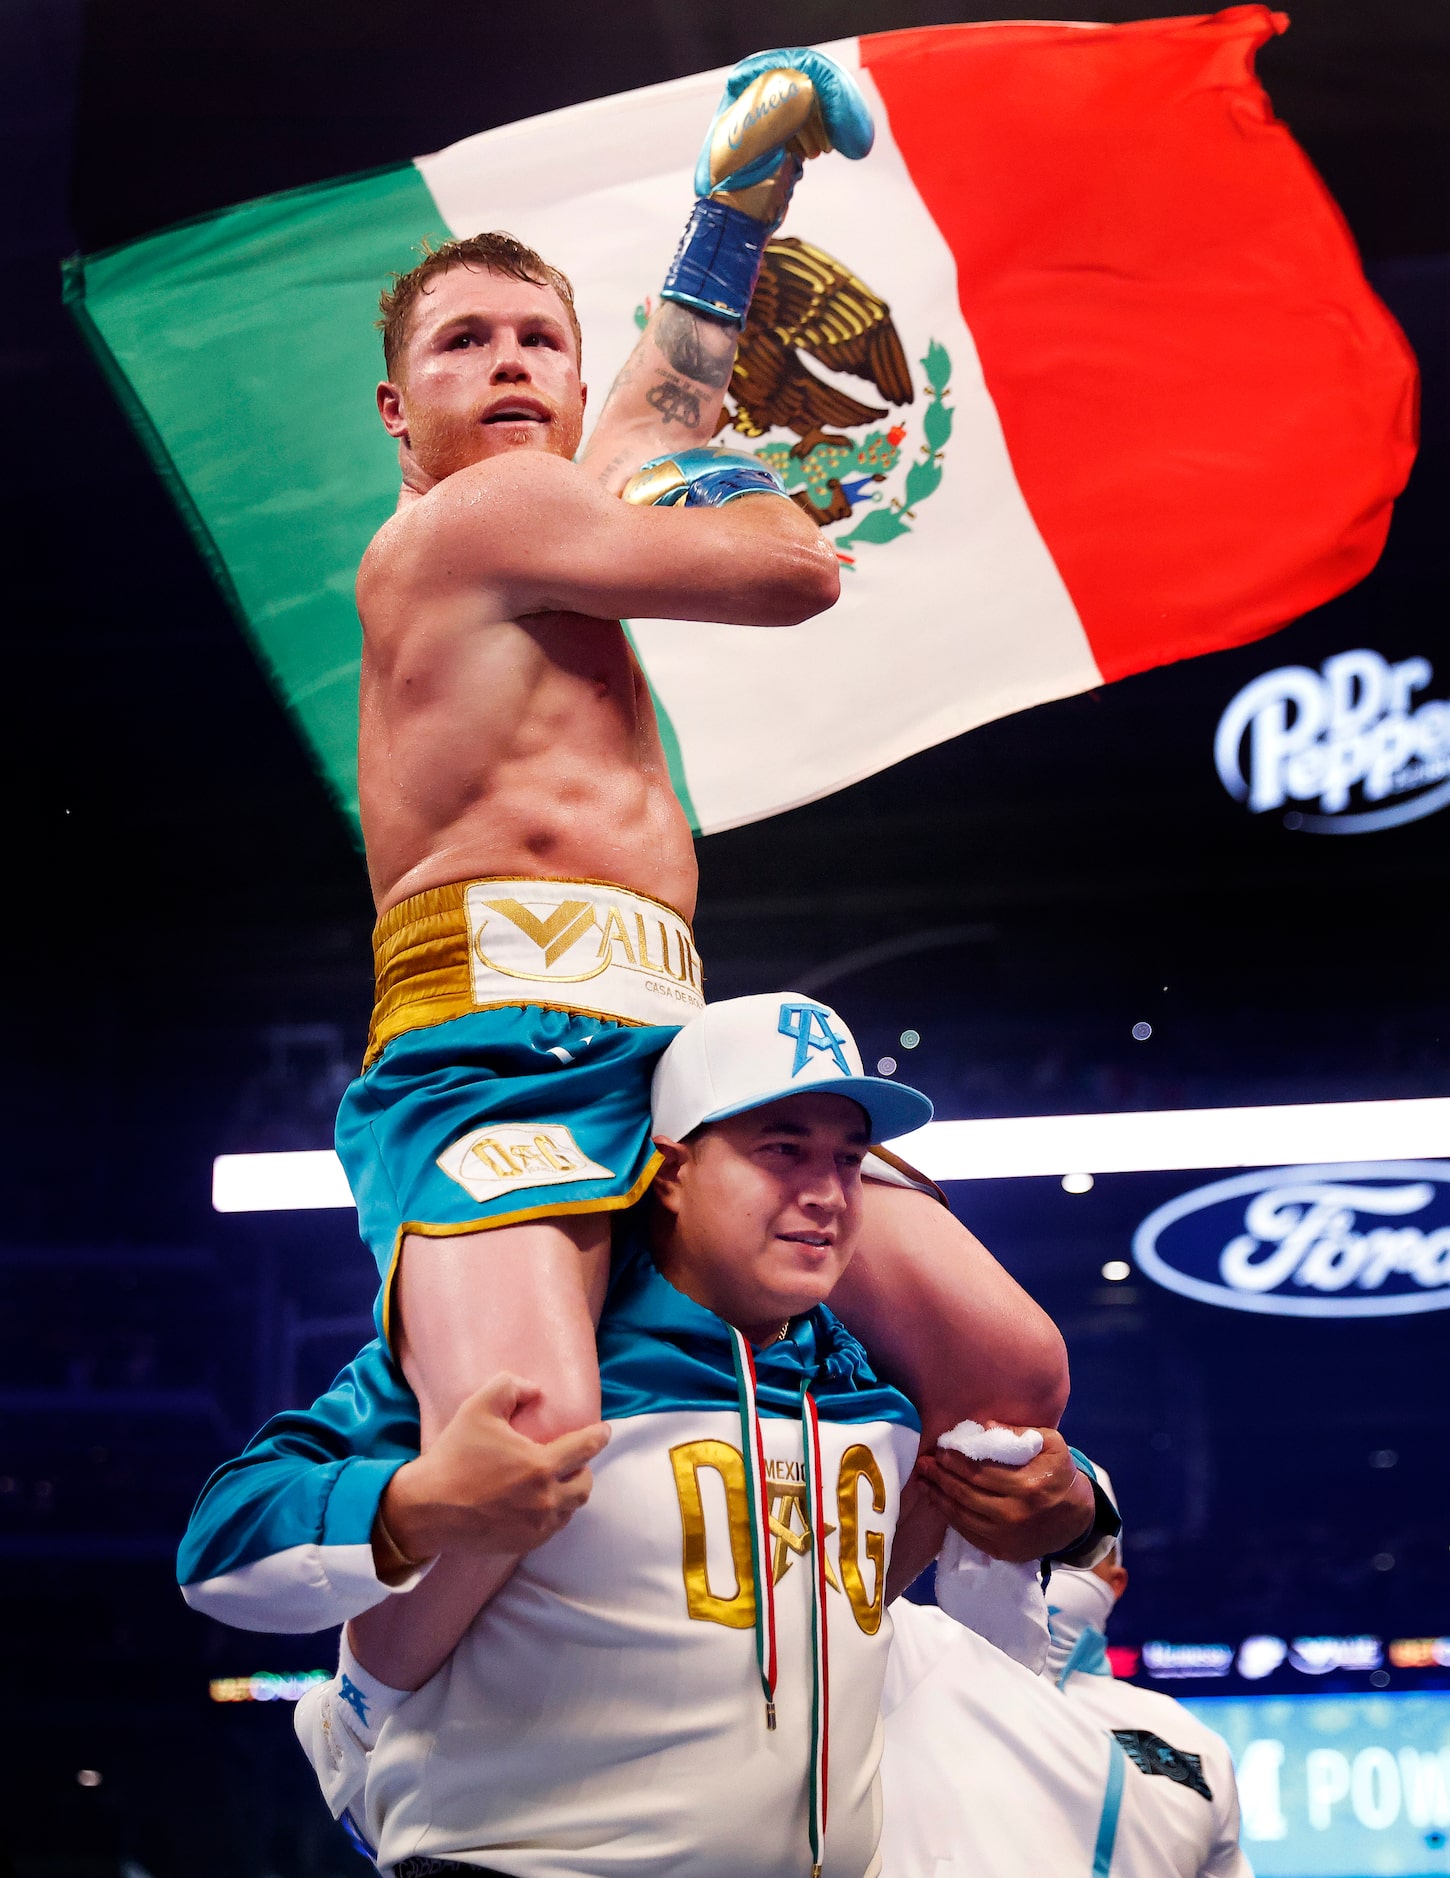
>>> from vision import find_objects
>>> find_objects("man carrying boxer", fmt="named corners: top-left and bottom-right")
top-left (187, 996), bottom-right (1103, 1874)
top-left (336, 46), bottom-right (1080, 1625)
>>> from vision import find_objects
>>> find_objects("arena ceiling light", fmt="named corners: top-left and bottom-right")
top-left (211, 1097), bottom-right (1450, 1211)
top-left (889, 1097), bottom-right (1450, 1183)
top-left (212, 1150), bottom-right (355, 1212)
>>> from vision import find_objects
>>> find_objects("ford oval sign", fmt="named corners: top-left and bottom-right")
top-left (1132, 1162), bottom-right (1450, 1318)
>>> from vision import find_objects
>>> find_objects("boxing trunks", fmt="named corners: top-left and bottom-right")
top-left (334, 876), bottom-right (703, 1344)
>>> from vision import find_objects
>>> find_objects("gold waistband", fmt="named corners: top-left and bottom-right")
top-left (364, 876), bottom-right (704, 1067)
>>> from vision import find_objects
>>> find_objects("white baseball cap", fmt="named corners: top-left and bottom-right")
top-left (651, 993), bottom-right (933, 1144)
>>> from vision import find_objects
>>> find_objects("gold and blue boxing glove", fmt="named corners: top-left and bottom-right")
top-left (661, 47), bottom-right (875, 328)
top-left (621, 446), bottom-right (788, 508)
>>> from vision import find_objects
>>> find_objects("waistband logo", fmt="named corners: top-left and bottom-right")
top-left (472, 893), bottom-right (703, 994)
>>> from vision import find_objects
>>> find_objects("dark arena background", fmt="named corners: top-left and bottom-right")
top-left (4, 2), bottom-right (1449, 1874)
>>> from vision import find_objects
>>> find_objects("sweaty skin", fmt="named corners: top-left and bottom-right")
top-left (352, 263), bottom-right (841, 1658)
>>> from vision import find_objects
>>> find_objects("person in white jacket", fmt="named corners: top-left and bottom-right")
top-left (879, 1453), bottom-right (1253, 1877)
top-left (1043, 1471), bottom-right (1250, 1878)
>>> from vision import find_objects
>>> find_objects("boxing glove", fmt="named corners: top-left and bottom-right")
top-left (661, 48), bottom-right (874, 327)
top-left (621, 446), bottom-right (788, 508)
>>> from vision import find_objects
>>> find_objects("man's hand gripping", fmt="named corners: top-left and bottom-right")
top-left (919, 1423), bottom-right (1099, 1565)
top-left (373, 1372), bottom-right (610, 1579)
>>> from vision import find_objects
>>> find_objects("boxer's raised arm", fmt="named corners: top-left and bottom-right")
top-left (580, 304), bottom-right (740, 498)
top-left (389, 449), bottom-right (840, 628)
top-left (581, 47), bottom-right (875, 495)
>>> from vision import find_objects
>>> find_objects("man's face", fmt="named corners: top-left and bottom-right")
top-left (378, 265), bottom-right (586, 482)
top-left (651, 1092), bottom-right (870, 1341)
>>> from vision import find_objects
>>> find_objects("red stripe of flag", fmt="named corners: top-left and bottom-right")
top-left (861, 7), bottom-right (1418, 682)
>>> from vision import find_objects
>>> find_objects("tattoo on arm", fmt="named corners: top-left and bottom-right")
top-left (591, 447), bottom-right (633, 487)
top-left (584, 307), bottom-right (735, 482)
top-left (644, 377), bottom-right (703, 427)
top-left (655, 303), bottom-right (737, 389)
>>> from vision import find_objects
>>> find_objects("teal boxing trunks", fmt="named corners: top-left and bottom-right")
top-left (336, 876), bottom-right (705, 1344)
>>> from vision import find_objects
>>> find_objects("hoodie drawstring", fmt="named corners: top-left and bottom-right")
top-left (729, 1326), bottom-right (829, 1878)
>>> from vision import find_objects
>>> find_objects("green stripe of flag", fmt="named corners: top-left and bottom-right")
top-left (65, 163), bottom-right (448, 829)
top-left (621, 623), bottom-right (700, 834)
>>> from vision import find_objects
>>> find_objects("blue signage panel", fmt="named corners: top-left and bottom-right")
top-left (1132, 1162), bottom-right (1450, 1318)
top-left (1183, 1693), bottom-right (1450, 1877)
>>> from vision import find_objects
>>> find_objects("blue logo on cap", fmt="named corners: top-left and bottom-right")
top-left (778, 1002), bottom-right (852, 1077)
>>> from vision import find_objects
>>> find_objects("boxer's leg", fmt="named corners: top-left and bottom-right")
top-left (395, 1215), bottom-right (611, 1445)
top-left (841, 1184), bottom-right (1071, 1595)
top-left (349, 1215), bottom-right (610, 1691)
top-left (835, 1182), bottom-right (1069, 1450)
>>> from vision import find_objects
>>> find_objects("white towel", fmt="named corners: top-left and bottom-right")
top-left (935, 1419), bottom-right (1043, 1467)
top-left (931, 1420), bottom-right (1050, 1674)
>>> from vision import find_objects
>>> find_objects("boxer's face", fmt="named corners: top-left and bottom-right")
top-left (651, 1092), bottom-right (869, 1342)
top-left (378, 265), bottom-right (587, 481)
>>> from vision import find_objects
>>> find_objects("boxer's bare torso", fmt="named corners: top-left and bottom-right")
top-left (356, 262), bottom-right (833, 920)
top-left (348, 247), bottom-right (1080, 1698)
top-left (357, 556), bottom-right (696, 920)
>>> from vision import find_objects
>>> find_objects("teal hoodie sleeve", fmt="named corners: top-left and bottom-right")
top-left (177, 1339), bottom-right (423, 1634)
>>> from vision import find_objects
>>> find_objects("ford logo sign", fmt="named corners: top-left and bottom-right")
top-left (1132, 1162), bottom-right (1450, 1318)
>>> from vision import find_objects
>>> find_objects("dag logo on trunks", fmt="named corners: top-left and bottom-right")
top-left (636, 237), bottom-right (952, 570)
top-left (436, 1122), bottom-right (614, 1202)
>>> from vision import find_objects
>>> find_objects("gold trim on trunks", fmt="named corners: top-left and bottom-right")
top-left (379, 1150), bottom-right (665, 1353)
top-left (365, 875), bottom-right (704, 1067)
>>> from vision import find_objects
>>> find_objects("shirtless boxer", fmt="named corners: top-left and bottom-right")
top-left (337, 47), bottom-right (1079, 1617)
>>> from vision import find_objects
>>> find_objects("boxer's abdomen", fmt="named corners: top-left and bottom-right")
top-left (359, 607), bottom-right (697, 920)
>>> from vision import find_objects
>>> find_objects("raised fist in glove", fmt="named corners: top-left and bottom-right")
top-left (662, 47), bottom-right (874, 327)
top-left (697, 48), bottom-right (874, 228)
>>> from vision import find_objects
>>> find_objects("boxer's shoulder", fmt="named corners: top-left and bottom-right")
top-left (361, 453), bottom-right (583, 600)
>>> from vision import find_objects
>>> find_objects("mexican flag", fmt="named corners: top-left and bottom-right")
top-left (66, 7), bottom-right (1416, 837)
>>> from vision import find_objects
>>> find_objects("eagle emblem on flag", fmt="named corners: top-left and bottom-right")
top-left (724, 237), bottom-right (912, 455)
top-left (638, 236), bottom-right (953, 557)
top-left (736, 238), bottom-right (951, 552)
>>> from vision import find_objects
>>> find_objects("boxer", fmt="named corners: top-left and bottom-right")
top-left (331, 45), bottom-right (1079, 1634)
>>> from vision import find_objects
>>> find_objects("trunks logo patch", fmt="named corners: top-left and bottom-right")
top-left (1112, 1729), bottom-right (1213, 1801)
top-left (465, 883), bottom-right (703, 1010)
top-left (436, 1123), bottom-right (614, 1202)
